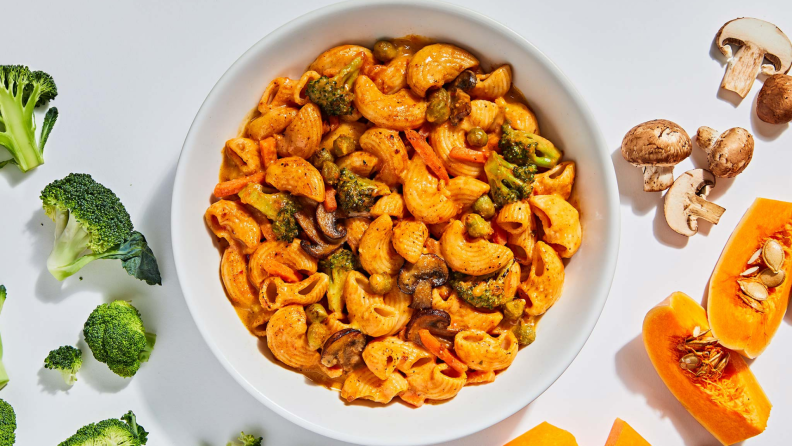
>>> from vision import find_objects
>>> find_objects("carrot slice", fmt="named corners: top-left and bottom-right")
top-left (324, 187), bottom-right (338, 212)
top-left (405, 129), bottom-right (450, 182)
top-left (263, 260), bottom-right (302, 283)
top-left (259, 137), bottom-right (278, 169)
top-left (213, 172), bottom-right (266, 198)
top-left (419, 329), bottom-right (468, 374)
top-left (260, 220), bottom-right (277, 242)
top-left (492, 222), bottom-right (508, 245)
top-left (449, 146), bottom-right (489, 164)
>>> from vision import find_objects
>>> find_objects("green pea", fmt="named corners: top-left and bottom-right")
top-left (426, 88), bottom-right (450, 124)
top-left (331, 135), bottom-right (356, 158)
top-left (512, 321), bottom-right (536, 346)
top-left (502, 299), bottom-right (526, 322)
top-left (373, 40), bottom-right (398, 63)
top-left (369, 273), bottom-right (395, 294)
top-left (307, 322), bottom-right (329, 350)
top-left (466, 128), bottom-right (488, 147)
top-left (321, 161), bottom-right (341, 185)
top-left (472, 195), bottom-right (496, 219)
top-left (306, 303), bottom-right (328, 324)
top-left (463, 213), bottom-right (492, 238)
top-left (310, 148), bottom-right (334, 169)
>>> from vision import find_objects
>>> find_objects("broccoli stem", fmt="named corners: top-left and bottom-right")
top-left (0, 286), bottom-right (8, 390)
top-left (139, 333), bottom-right (156, 363)
top-left (334, 57), bottom-right (363, 88)
top-left (0, 86), bottom-right (43, 172)
top-left (46, 210), bottom-right (94, 281)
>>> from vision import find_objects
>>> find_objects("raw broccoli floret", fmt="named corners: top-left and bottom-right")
top-left (227, 432), bottom-right (263, 446)
top-left (44, 345), bottom-right (83, 386)
top-left (319, 248), bottom-right (360, 314)
top-left (83, 301), bottom-right (155, 378)
top-left (484, 152), bottom-right (536, 208)
top-left (498, 123), bottom-right (562, 169)
top-left (0, 286), bottom-right (7, 390)
top-left (238, 183), bottom-right (301, 242)
top-left (41, 173), bottom-right (162, 285)
top-left (306, 57), bottom-right (363, 116)
top-left (58, 411), bottom-right (148, 446)
top-left (0, 65), bottom-right (58, 172)
top-left (336, 168), bottom-right (388, 215)
top-left (0, 398), bottom-right (15, 446)
top-left (449, 260), bottom-right (516, 310)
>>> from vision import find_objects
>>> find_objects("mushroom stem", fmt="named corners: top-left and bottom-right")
top-left (642, 165), bottom-right (674, 192)
top-left (722, 43), bottom-right (766, 98)
top-left (688, 195), bottom-right (726, 225)
top-left (695, 126), bottom-right (719, 149)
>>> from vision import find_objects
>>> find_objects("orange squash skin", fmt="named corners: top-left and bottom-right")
top-left (643, 292), bottom-right (771, 445)
top-left (504, 421), bottom-right (578, 446)
top-left (707, 198), bottom-right (792, 358)
top-left (604, 418), bottom-right (651, 446)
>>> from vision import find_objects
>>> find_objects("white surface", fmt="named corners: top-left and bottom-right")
top-left (171, 2), bottom-right (618, 445)
top-left (1, 0), bottom-right (790, 445)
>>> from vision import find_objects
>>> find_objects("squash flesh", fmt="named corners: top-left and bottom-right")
top-left (643, 292), bottom-right (771, 445)
top-left (707, 198), bottom-right (792, 358)
top-left (604, 418), bottom-right (651, 446)
top-left (504, 421), bottom-right (578, 446)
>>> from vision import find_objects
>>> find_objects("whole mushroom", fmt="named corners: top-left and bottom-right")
top-left (397, 254), bottom-right (449, 310)
top-left (320, 328), bottom-right (366, 372)
top-left (621, 119), bottom-right (692, 192)
top-left (757, 74), bottom-right (792, 124)
top-left (696, 126), bottom-right (754, 178)
top-left (664, 169), bottom-right (726, 237)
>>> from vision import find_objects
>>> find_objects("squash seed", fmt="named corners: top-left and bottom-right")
top-left (758, 268), bottom-right (785, 288)
top-left (741, 266), bottom-right (760, 276)
top-left (738, 279), bottom-right (769, 301)
top-left (762, 239), bottom-right (784, 273)
top-left (748, 248), bottom-right (762, 265)
top-left (737, 292), bottom-right (765, 312)
top-left (680, 353), bottom-right (701, 371)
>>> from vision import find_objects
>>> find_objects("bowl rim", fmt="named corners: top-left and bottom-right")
top-left (171, 0), bottom-right (621, 444)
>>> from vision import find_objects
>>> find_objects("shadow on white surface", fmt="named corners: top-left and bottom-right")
top-left (0, 164), bottom-right (32, 188)
top-left (37, 366), bottom-right (73, 394)
top-left (611, 147), bottom-right (663, 217)
top-left (75, 337), bottom-right (133, 394)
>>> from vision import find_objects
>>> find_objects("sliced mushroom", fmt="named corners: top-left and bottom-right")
top-left (295, 210), bottom-right (344, 259)
top-left (664, 169), bottom-right (726, 237)
top-left (757, 74), bottom-right (792, 124)
top-left (320, 328), bottom-right (366, 372)
top-left (397, 254), bottom-right (449, 309)
top-left (404, 309), bottom-right (457, 346)
top-left (316, 204), bottom-right (347, 241)
top-left (715, 18), bottom-right (792, 98)
top-left (696, 126), bottom-right (754, 178)
top-left (621, 120), bottom-right (692, 192)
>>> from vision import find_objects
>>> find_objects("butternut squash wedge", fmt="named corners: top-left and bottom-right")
top-left (604, 418), bottom-right (651, 446)
top-left (504, 421), bottom-right (577, 446)
top-left (707, 198), bottom-right (792, 358)
top-left (643, 292), bottom-right (771, 445)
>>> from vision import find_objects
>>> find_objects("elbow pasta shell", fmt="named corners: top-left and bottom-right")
top-left (403, 360), bottom-right (466, 403)
top-left (470, 65), bottom-right (512, 101)
top-left (345, 217), bottom-right (371, 254)
top-left (221, 246), bottom-right (273, 336)
top-left (266, 305), bottom-right (320, 370)
top-left (519, 241), bottom-right (565, 316)
top-left (354, 75), bottom-right (427, 130)
top-left (406, 43), bottom-right (479, 97)
top-left (359, 215), bottom-right (405, 276)
top-left (372, 55), bottom-right (411, 94)
top-left (319, 121), bottom-right (368, 152)
top-left (370, 193), bottom-right (405, 219)
top-left (249, 240), bottom-right (318, 288)
top-left (341, 366), bottom-right (408, 404)
top-left (430, 121), bottom-right (484, 178)
top-left (495, 200), bottom-right (533, 234)
top-left (454, 329), bottom-right (518, 371)
top-left (308, 44), bottom-right (374, 77)
top-left (460, 100), bottom-right (501, 132)
top-left (225, 138), bottom-right (263, 176)
top-left (402, 157), bottom-right (459, 224)
top-left (259, 77), bottom-right (298, 113)
top-left (383, 287), bottom-right (413, 336)
top-left (466, 370), bottom-right (497, 385)
top-left (530, 194), bottom-right (581, 258)
top-left (265, 156), bottom-right (325, 202)
top-left (359, 127), bottom-right (409, 186)
top-left (532, 161), bottom-right (575, 200)
top-left (494, 97), bottom-right (539, 134)
top-left (259, 272), bottom-right (329, 311)
top-left (275, 103), bottom-right (322, 159)
top-left (247, 106), bottom-right (299, 141)
top-left (432, 291), bottom-right (503, 333)
top-left (445, 176), bottom-right (490, 210)
top-left (363, 337), bottom-right (433, 380)
top-left (336, 151), bottom-right (381, 178)
top-left (205, 200), bottom-right (261, 254)
top-left (440, 220), bottom-right (514, 275)
top-left (344, 272), bottom-right (407, 337)
top-left (392, 219), bottom-right (429, 264)
top-left (506, 219), bottom-right (537, 265)
top-left (292, 70), bottom-right (322, 106)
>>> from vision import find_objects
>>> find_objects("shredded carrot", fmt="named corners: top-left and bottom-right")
top-left (324, 187), bottom-right (338, 212)
top-left (260, 220), bottom-right (277, 242)
top-left (264, 260), bottom-right (302, 283)
top-left (466, 370), bottom-right (496, 384)
top-left (419, 329), bottom-right (468, 374)
top-left (328, 116), bottom-right (341, 132)
top-left (322, 120), bottom-right (331, 134)
top-left (405, 129), bottom-right (450, 182)
top-left (449, 146), bottom-right (489, 164)
top-left (399, 390), bottom-right (426, 407)
top-left (417, 123), bottom-right (433, 139)
top-left (259, 137), bottom-right (278, 169)
top-left (492, 222), bottom-right (508, 245)
top-left (213, 172), bottom-right (265, 198)
top-left (486, 133), bottom-right (500, 152)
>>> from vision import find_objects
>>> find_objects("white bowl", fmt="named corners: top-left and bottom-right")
top-left (172, 1), bottom-right (620, 444)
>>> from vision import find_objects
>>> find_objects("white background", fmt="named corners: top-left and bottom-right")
top-left (1, 0), bottom-right (791, 444)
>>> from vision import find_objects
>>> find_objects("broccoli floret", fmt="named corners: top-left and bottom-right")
top-left (0, 286), bottom-right (7, 390)
top-left (306, 57), bottom-right (363, 116)
top-left (319, 248), bottom-right (360, 314)
top-left (83, 301), bottom-right (155, 378)
top-left (44, 346), bottom-right (83, 386)
top-left (227, 432), bottom-right (263, 446)
top-left (58, 411), bottom-right (148, 446)
top-left (0, 399), bottom-right (15, 446)
top-left (498, 123), bottom-right (562, 169)
top-left (0, 65), bottom-right (58, 172)
top-left (238, 183), bottom-right (301, 242)
top-left (336, 168), bottom-right (388, 215)
top-left (449, 260), bottom-right (516, 310)
top-left (40, 173), bottom-right (162, 285)
top-left (484, 152), bottom-right (536, 208)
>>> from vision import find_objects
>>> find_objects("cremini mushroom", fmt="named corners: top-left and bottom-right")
top-left (295, 210), bottom-right (344, 258)
top-left (621, 119), bottom-right (692, 192)
top-left (404, 309), bottom-right (457, 346)
top-left (715, 18), bottom-right (792, 98)
top-left (664, 169), bottom-right (726, 237)
top-left (695, 126), bottom-right (754, 178)
top-left (397, 254), bottom-right (449, 310)
top-left (320, 328), bottom-right (366, 371)
top-left (315, 204), bottom-right (347, 241)
top-left (757, 74), bottom-right (792, 124)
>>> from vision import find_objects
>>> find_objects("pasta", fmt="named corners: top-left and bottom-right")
top-left (205, 36), bottom-right (583, 406)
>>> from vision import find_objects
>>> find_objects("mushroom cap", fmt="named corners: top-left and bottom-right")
top-left (316, 204), bottom-right (347, 241)
top-left (404, 309), bottom-right (455, 345)
top-left (397, 254), bottom-right (449, 294)
top-left (320, 328), bottom-right (366, 371)
top-left (716, 18), bottom-right (792, 75)
top-left (757, 74), bottom-right (792, 124)
top-left (295, 209), bottom-right (345, 258)
top-left (621, 119), bottom-right (692, 166)
top-left (697, 127), bottom-right (754, 178)
top-left (663, 169), bottom-right (723, 237)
